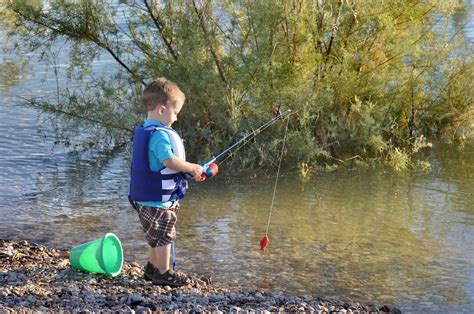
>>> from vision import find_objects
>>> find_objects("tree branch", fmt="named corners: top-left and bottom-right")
top-left (192, 0), bottom-right (228, 85)
top-left (325, 0), bottom-right (343, 62)
top-left (9, 5), bottom-right (145, 86)
top-left (18, 96), bottom-right (134, 133)
top-left (143, 0), bottom-right (178, 61)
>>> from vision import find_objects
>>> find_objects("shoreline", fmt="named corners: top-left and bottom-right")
top-left (0, 239), bottom-right (401, 313)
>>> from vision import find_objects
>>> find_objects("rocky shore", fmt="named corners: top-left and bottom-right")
top-left (0, 239), bottom-right (401, 313)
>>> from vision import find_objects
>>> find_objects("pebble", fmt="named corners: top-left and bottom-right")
top-left (135, 305), bottom-right (151, 313)
top-left (127, 293), bottom-right (143, 305)
top-left (0, 239), bottom-right (401, 313)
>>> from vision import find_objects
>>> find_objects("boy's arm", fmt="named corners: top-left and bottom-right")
top-left (151, 130), bottom-right (203, 179)
top-left (163, 157), bottom-right (203, 178)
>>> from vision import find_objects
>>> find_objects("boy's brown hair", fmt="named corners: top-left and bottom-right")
top-left (143, 78), bottom-right (185, 111)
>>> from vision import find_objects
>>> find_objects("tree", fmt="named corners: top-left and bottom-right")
top-left (1, 0), bottom-right (472, 174)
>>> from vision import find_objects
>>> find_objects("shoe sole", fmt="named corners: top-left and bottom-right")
top-left (152, 279), bottom-right (188, 287)
top-left (144, 273), bottom-right (188, 285)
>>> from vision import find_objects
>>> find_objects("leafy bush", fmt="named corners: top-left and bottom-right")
top-left (1, 0), bottom-right (472, 173)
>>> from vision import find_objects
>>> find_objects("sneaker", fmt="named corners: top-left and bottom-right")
top-left (144, 262), bottom-right (155, 282)
top-left (152, 269), bottom-right (191, 287)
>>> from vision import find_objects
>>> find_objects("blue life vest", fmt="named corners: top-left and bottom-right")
top-left (129, 125), bottom-right (188, 202)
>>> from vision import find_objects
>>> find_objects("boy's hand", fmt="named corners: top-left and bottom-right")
top-left (189, 163), bottom-right (203, 179)
top-left (163, 157), bottom-right (203, 180)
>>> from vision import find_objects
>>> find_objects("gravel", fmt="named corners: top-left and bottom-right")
top-left (0, 239), bottom-right (401, 313)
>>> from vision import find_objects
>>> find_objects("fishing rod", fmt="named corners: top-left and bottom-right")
top-left (198, 109), bottom-right (292, 179)
top-left (177, 110), bottom-right (291, 270)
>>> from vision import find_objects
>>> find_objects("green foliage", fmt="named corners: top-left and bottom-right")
top-left (0, 0), bottom-right (472, 174)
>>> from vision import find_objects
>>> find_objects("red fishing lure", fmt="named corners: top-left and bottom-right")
top-left (259, 235), bottom-right (270, 251)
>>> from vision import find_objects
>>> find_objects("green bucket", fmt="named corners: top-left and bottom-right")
top-left (69, 233), bottom-right (123, 277)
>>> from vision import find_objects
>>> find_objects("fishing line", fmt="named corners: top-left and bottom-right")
top-left (265, 116), bottom-right (290, 234)
top-left (260, 114), bottom-right (290, 251)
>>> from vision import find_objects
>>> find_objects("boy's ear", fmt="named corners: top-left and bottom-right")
top-left (157, 105), bottom-right (166, 114)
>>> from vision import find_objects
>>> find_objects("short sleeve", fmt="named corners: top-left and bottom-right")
top-left (148, 130), bottom-right (175, 171)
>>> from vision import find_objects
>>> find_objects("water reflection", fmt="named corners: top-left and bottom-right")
top-left (1, 143), bottom-right (472, 312)
top-left (175, 165), bottom-right (471, 311)
top-left (0, 124), bottom-right (472, 312)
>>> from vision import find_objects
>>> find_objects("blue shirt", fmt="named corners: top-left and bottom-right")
top-left (137, 119), bottom-right (176, 208)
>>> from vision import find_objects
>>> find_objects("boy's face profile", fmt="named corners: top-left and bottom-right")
top-left (156, 100), bottom-right (183, 127)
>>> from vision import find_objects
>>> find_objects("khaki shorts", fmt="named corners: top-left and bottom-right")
top-left (134, 203), bottom-right (180, 247)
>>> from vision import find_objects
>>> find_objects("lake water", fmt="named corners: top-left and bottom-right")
top-left (0, 2), bottom-right (473, 312)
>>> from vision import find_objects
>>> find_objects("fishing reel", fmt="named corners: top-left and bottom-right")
top-left (184, 162), bottom-right (218, 180)
top-left (200, 162), bottom-right (218, 180)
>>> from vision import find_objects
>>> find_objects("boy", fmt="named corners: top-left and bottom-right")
top-left (129, 77), bottom-right (203, 286)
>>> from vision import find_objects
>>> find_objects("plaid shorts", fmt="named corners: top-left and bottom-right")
top-left (133, 202), bottom-right (180, 247)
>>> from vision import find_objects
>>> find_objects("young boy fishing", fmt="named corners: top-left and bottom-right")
top-left (129, 77), bottom-right (203, 286)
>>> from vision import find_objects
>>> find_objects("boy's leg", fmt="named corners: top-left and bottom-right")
top-left (136, 204), bottom-right (189, 286)
top-left (150, 243), bottom-right (190, 286)
top-left (150, 244), bottom-right (171, 274)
